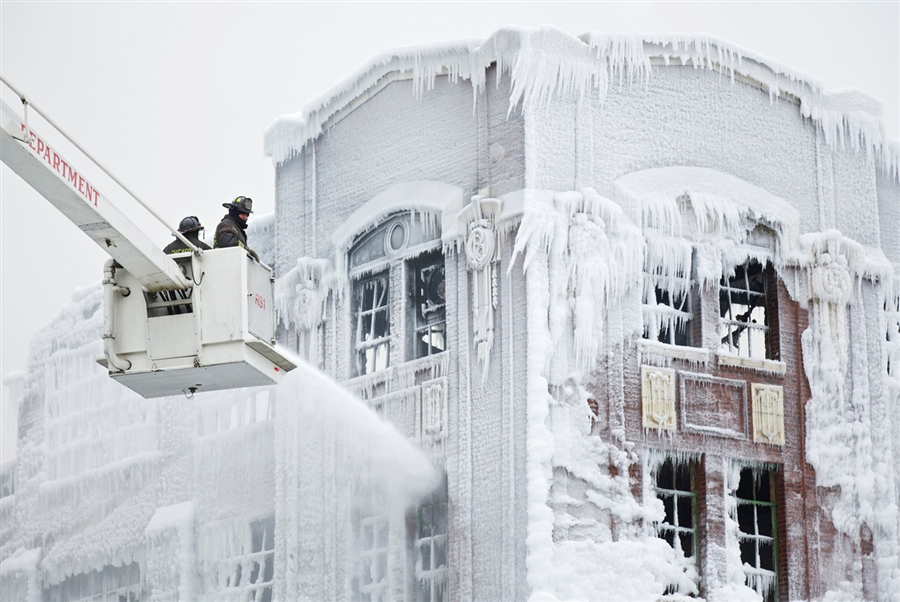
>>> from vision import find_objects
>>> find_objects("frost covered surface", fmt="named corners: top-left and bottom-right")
top-left (1, 277), bottom-right (435, 600)
top-left (507, 177), bottom-right (899, 599)
top-left (264, 26), bottom-right (898, 177)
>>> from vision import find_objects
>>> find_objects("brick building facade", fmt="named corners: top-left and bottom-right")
top-left (2, 27), bottom-right (898, 602)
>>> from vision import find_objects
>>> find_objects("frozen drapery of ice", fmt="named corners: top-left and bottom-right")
top-left (514, 188), bottom-right (696, 599)
top-left (512, 188), bottom-right (643, 375)
top-left (783, 231), bottom-right (900, 598)
top-left (264, 27), bottom-right (898, 178)
top-left (275, 256), bottom-right (335, 329)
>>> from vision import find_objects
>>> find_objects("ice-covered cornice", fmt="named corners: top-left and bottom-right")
top-left (263, 26), bottom-right (898, 177)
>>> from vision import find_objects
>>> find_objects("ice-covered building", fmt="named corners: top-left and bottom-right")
top-left (3, 26), bottom-right (900, 602)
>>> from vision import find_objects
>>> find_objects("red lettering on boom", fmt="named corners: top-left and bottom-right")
top-left (21, 126), bottom-right (101, 207)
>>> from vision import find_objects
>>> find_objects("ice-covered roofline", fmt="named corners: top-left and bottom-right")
top-left (263, 26), bottom-right (898, 176)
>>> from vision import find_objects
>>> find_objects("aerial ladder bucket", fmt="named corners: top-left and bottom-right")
top-left (1, 82), bottom-right (295, 398)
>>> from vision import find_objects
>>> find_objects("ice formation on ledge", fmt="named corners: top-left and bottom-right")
top-left (264, 26), bottom-right (898, 177)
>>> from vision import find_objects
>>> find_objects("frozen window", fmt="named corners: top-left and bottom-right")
top-left (652, 458), bottom-right (698, 561)
top-left (46, 563), bottom-right (141, 602)
top-left (643, 257), bottom-right (694, 346)
top-left (719, 259), bottom-right (776, 359)
top-left (355, 273), bottom-right (391, 375)
top-left (414, 475), bottom-right (448, 602)
top-left (734, 467), bottom-right (779, 602)
top-left (411, 252), bottom-right (446, 359)
top-left (218, 517), bottom-right (275, 602)
top-left (354, 511), bottom-right (390, 601)
top-left (348, 212), bottom-right (445, 375)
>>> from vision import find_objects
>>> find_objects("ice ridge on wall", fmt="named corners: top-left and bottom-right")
top-left (264, 26), bottom-right (899, 178)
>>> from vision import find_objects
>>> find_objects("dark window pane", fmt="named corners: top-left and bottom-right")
top-left (737, 504), bottom-right (756, 535)
top-left (756, 475), bottom-right (772, 503)
top-left (679, 532), bottom-right (694, 558)
top-left (675, 463), bottom-right (692, 491)
top-left (656, 460), bottom-right (674, 490)
top-left (677, 496), bottom-right (693, 529)
top-left (736, 468), bottom-right (754, 499)
top-left (373, 309), bottom-right (389, 338)
top-left (757, 506), bottom-right (774, 537)
top-left (739, 539), bottom-right (756, 567)
top-left (759, 540), bottom-right (774, 571)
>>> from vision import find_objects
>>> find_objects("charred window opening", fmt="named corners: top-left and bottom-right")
top-left (413, 475), bottom-right (449, 602)
top-left (719, 259), bottom-right (777, 359)
top-left (410, 252), bottom-right (446, 360)
top-left (643, 256), bottom-right (694, 347)
top-left (353, 511), bottom-right (390, 601)
top-left (734, 467), bottom-right (779, 602)
top-left (354, 273), bottom-right (391, 375)
top-left (652, 458), bottom-right (699, 561)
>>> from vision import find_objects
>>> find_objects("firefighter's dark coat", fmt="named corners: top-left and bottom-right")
top-left (214, 213), bottom-right (258, 260)
top-left (163, 231), bottom-right (211, 254)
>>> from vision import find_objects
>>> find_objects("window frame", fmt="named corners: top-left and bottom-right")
top-left (352, 270), bottom-right (392, 376)
top-left (410, 474), bottom-right (449, 602)
top-left (409, 250), bottom-right (447, 361)
top-left (733, 466), bottom-right (779, 602)
top-left (642, 251), bottom-right (696, 348)
top-left (347, 212), bottom-right (445, 377)
top-left (353, 510), bottom-right (391, 601)
top-left (651, 457), bottom-right (700, 562)
top-left (719, 258), bottom-right (776, 360)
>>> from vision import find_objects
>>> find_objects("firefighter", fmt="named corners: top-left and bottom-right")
top-left (163, 216), bottom-right (212, 254)
top-left (214, 195), bottom-right (259, 260)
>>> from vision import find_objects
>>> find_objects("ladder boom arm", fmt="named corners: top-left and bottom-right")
top-left (1, 99), bottom-right (188, 292)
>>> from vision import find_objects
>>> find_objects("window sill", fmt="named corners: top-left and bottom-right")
top-left (638, 340), bottom-right (710, 363)
top-left (716, 353), bottom-right (786, 375)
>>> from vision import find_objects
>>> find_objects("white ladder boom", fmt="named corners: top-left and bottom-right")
top-left (1, 98), bottom-right (188, 292)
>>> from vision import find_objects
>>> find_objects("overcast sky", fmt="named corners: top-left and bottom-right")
top-left (1, 1), bottom-right (898, 461)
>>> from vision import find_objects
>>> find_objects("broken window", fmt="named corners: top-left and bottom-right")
top-left (652, 457), bottom-right (698, 561)
top-left (643, 255), bottom-right (695, 347)
top-left (217, 517), bottom-right (275, 602)
top-left (411, 251), bottom-right (446, 359)
top-left (354, 272), bottom-right (391, 375)
top-left (719, 259), bottom-right (777, 359)
top-left (348, 212), bottom-right (446, 375)
top-left (353, 511), bottom-right (390, 601)
top-left (734, 467), bottom-right (779, 602)
top-left (414, 475), bottom-right (449, 602)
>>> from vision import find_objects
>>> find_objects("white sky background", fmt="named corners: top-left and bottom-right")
top-left (1, 1), bottom-right (898, 461)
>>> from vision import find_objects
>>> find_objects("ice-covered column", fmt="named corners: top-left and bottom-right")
top-left (144, 502), bottom-right (197, 602)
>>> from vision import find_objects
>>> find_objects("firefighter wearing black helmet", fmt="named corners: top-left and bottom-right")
top-left (214, 196), bottom-right (259, 261)
top-left (164, 216), bottom-right (212, 254)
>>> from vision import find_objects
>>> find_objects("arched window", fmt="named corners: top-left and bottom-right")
top-left (348, 213), bottom-right (445, 376)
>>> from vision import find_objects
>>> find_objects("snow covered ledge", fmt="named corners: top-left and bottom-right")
top-left (614, 166), bottom-right (800, 236)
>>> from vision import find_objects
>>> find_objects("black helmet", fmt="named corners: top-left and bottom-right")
top-left (177, 215), bottom-right (203, 234)
top-left (223, 195), bottom-right (253, 214)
